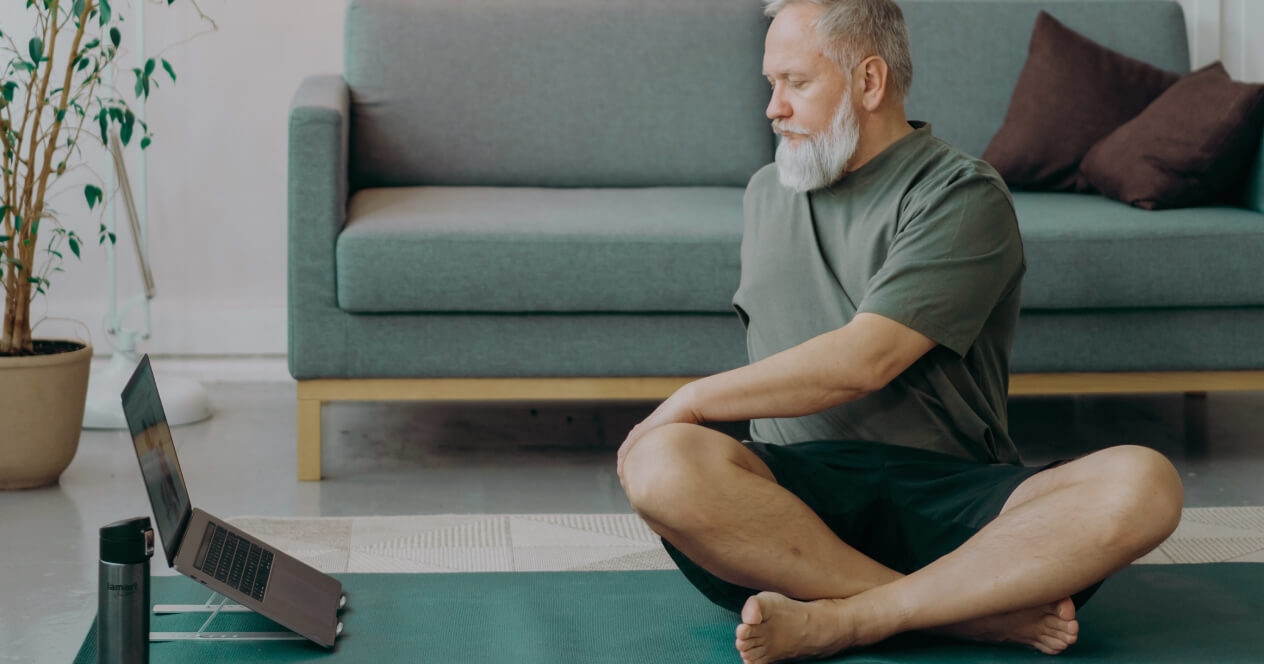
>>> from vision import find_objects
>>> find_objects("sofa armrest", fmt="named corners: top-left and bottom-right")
top-left (288, 75), bottom-right (351, 379)
top-left (1245, 132), bottom-right (1264, 214)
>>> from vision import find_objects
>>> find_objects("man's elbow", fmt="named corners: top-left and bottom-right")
top-left (853, 369), bottom-right (888, 399)
top-left (850, 356), bottom-right (906, 399)
top-left (825, 366), bottom-right (885, 405)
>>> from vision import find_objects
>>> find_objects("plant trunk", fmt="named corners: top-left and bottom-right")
top-left (2, 247), bottom-right (33, 355)
top-left (2, 0), bottom-right (93, 357)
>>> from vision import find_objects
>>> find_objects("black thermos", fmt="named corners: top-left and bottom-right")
top-left (98, 516), bottom-right (154, 664)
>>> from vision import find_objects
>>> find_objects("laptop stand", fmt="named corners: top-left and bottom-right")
top-left (150, 592), bottom-right (305, 642)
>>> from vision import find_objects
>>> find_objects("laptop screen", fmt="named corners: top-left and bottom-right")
top-left (122, 356), bottom-right (192, 567)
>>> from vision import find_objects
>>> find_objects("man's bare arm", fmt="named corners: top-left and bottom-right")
top-left (686, 312), bottom-right (938, 423)
top-left (615, 312), bottom-right (937, 474)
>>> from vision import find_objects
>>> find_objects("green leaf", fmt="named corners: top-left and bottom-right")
top-left (162, 59), bottom-right (176, 82)
top-left (55, 108), bottom-right (65, 122)
top-left (0, 235), bottom-right (9, 243)
top-left (84, 184), bottom-right (103, 210)
top-left (68, 237), bottom-right (80, 258)
top-left (77, 56), bottom-right (89, 71)
top-left (83, 38), bottom-right (99, 51)
top-left (28, 37), bottom-right (43, 64)
top-left (2, 82), bottom-right (15, 102)
top-left (97, 109), bottom-right (108, 145)
top-left (121, 109), bottom-right (134, 145)
top-left (73, 0), bottom-right (85, 18)
top-left (100, 0), bottom-right (112, 26)
top-left (140, 136), bottom-right (151, 150)
top-left (13, 61), bottom-right (35, 74)
top-left (110, 27), bottom-right (121, 49)
top-left (145, 59), bottom-right (156, 76)
top-left (13, 215), bottom-right (21, 232)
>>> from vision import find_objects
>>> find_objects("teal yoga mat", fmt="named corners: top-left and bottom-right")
top-left (74, 564), bottom-right (1264, 663)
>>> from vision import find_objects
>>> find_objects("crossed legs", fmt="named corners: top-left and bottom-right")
top-left (619, 423), bottom-right (1184, 663)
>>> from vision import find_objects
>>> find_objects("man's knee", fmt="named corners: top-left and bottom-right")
top-left (1097, 445), bottom-right (1184, 550)
top-left (620, 423), bottom-right (709, 514)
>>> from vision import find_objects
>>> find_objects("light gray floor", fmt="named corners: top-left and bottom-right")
top-left (3, 378), bottom-right (1263, 663)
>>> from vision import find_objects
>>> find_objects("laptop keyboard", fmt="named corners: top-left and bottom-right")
top-left (193, 522), bottom-right (273, 602)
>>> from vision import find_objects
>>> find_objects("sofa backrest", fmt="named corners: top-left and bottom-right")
top-left (343, 0), bottom-right (1191, 188)
top-left (901, 0), bottom-right (1190, 158)
top-left (344, 0), bottom-right (774, 189)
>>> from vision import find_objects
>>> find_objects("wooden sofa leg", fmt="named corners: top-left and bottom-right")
top-left (298, 397), bottom-right (323, 481)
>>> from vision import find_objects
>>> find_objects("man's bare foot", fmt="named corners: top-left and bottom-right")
top-left (734, 593), bottom-right (1079, 664)
top-left (933, 597), bottom-right (1079, 655)
top-left (734, 592), bottom-right (862, 664)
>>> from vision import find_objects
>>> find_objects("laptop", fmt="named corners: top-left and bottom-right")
top-left (122, 354), bottom-right (345, 648)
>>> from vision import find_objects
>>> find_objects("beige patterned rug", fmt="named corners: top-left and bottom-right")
top-left (224, 507), bottom-right (1264, 574)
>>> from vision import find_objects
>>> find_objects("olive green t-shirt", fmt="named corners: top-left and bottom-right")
top-left (732, 122), bottom-right (1025, 464)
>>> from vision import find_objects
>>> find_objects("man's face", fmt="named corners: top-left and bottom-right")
top-left (763, 3), bottom-right (861, 191)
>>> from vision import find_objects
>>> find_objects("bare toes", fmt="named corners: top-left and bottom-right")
top-left (1054, 598), bottom-right (1076, 621)
top-left (1039, 633), bottom-right (1071, 654)
top-left (741, 594), bottom-right (765, 625)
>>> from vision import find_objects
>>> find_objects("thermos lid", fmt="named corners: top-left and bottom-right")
top-left (100, 516), bottom-right (154, 564)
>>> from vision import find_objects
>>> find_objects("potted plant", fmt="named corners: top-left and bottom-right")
top-left (1, 0), bottom-right (208, 489)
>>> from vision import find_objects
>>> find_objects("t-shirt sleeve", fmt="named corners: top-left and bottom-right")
top-left (856, 177), bottom-right (1024, 357)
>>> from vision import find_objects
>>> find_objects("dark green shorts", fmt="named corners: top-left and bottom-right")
top-left (662, 439), bottom-right (1104, 614)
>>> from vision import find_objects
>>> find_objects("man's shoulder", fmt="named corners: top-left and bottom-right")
top-left (909, 132), bottom-right (1010, 200)
top-left (747, 162), bottom-right (781, 193)
top-left (743, 163), bottom-right (793, 212)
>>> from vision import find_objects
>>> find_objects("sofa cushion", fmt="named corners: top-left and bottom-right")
top-left (1014, 193), bottom-right (1264, 309)
top-left (902, 1), bottom-right (1187, 159)
top-left (337, 187), bottom-right (744, 313)
top-left (343, 0), bottom-right (772, 189)
top-left (980, 11), bottom-right (1179, 192)
top-left (1081, 62), bottom-right (1264, 210)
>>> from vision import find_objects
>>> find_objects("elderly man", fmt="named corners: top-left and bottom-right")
top-left (615, 1), bottom-right (1185, 663)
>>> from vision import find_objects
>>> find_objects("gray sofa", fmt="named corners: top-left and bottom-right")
top-left (288, 0), bottom-right (1264, 480)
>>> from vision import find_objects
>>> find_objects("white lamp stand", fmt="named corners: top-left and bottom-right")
top-left (82, 3), bottom-right (212, 430)
top-left (82, 333), bottom-right (213, 430)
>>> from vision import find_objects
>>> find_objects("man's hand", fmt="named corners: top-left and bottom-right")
top-left (616, 384), bottom-right (704, 482)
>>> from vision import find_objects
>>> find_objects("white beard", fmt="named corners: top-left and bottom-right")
top-left (773, 97), bottom-right (861, 193)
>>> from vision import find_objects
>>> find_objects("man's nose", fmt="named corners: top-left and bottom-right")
top-left (766, 84), bottom-right (790, 120)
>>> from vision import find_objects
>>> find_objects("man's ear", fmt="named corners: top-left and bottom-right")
top-left (856, 55), bottom-right (889, 112)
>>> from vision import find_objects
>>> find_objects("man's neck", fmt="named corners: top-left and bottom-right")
top-left (845, 111), bottom-right (915, 174)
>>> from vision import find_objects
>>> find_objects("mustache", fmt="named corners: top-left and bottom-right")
top-left (772, 121), bottom-right (811, 136)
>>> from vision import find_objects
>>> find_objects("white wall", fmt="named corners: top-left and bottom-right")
top-left (1178, 0), bottom-right (1264, 80)
top-left (2, 1), bottom-right (1260, 357)
top-left (1, 0), bottom-right (344, 356)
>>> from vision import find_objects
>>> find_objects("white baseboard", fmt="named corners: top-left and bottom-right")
top-left (35, 299), bottom-right (287, 356)
top-left (89, 355), bottom-right (294, 383)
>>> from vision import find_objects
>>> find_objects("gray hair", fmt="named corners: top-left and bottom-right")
top-left (763, 0), bottom-right (913, 102)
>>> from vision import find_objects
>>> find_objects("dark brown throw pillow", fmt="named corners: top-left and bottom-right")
top-left (981, 11), bottom-right (1180, 191)
top-left (1080, 62), bottom-right (1264, 210)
